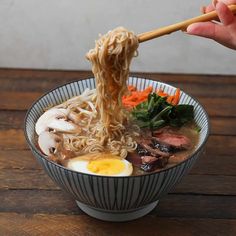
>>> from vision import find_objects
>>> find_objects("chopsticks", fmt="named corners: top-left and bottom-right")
top-left (138, 5), bottom-right (236, 43)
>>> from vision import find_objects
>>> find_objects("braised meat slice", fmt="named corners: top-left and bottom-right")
top-left (136, 137), bottom-right (171, 158)
top-left (134, 136), bottom-right (171, 172)
top-left (126, 151), bottom-right (142, 167)
top-left (137, 143), bottom-right (150, 156)
top-left (151, 138), bottom-right (174, 153)
top-left (131, 127), bottom-right (193, 173)
top-left (133, 129), bottom-right (193, 173)
top-left (140, 155), bottom-right (169, 172)
top-left (141, 143), bottom-right (170, 158)
top-left (153, 132), bottom-right (192, 150)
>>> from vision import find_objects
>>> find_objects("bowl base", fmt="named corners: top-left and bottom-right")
top-left (76, 200), bottom-right (159, 222)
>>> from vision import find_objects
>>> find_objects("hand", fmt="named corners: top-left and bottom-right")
top-left (186, 0), bottom-right (236, 50)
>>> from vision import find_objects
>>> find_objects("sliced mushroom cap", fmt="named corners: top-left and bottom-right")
top-left (47, 119), bottom-right (80, 133)
top-left (36, 108), bottom-right (70, 135)
top-left (38, 131), bottom-right (62, 156)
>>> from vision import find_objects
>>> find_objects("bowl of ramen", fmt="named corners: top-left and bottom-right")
top-left (24, 27), bottom-right (209, 222)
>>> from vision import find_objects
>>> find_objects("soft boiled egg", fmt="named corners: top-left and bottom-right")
top-left (66, 153), bottom-right (133, 176)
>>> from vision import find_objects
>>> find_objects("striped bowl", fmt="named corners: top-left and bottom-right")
top-left (24, 77), bottom-right (209, 222)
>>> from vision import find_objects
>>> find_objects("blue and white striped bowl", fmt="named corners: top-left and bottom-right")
top-left (25, 77), bottom-right (209, 222)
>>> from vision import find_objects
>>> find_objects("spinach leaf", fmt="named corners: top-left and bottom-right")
top-left (131, 92), bottom-right (195, 130)
top-left (168, 105), bottom-right (194, 127)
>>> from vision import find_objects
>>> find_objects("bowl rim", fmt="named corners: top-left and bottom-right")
top-left (24, 76), bottom-right (210, 179)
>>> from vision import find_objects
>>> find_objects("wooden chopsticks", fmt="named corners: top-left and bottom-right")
top-left (138, 5), bottom-right (236, 43)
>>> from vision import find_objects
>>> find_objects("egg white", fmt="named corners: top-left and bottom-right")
top-left (66, 157), bottom-right (133, 176)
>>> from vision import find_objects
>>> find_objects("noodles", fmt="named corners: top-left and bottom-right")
top-left (44, 27), bottom-right (139, 159)
top-left (86, 27), bottom-right (139, 142)
top-left (85, 27), bottom-right (139, 157)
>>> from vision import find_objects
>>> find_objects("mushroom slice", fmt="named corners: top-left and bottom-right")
top-left (47, 119), bottom-right (80, 133)
top-left (36, 108), bottom-right (69, 135)
top-left (38, 131), bottom-right (62, 156)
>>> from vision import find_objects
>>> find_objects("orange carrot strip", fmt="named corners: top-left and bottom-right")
top-left (123, 86), bottom-right (181, 108)
top-left (166, 95), bottom-right (174, 104)
top-left (143, 86), bottom-right (153, 92)
top-left (172, 88), bottom-right (180, 105)
top-left (128, 85), bottom-right (136, 92)
top-left (156, 89), bottom-right (164, 94)
top-left (158, 92), bottom-right (168, 97)
top-left (157, 89), bottom-right (168, 97)
top-left (122, 86), bottom-right (153, 108)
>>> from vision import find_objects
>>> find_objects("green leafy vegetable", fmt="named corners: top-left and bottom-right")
top-left (132, 92), bottom-right (195, 130)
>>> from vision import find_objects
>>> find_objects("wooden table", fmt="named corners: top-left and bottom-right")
top-left (0, 69), bottom-right (236, 236)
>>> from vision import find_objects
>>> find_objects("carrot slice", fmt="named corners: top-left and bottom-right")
top-left (128, 85), bottom-right (136, 92)
top-left (122, 86), bottom-right (153, 108)
top-left (123, 86), bottom-right (181, 108)
top-left (156, 89), bottom-right (168, 97)
top-left (172, 88), bottom-right (180, 105)
top-left (166, 95), bottom-right (174, 104)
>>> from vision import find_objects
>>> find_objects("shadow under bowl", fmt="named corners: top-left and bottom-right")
top-left (24, 77), bottom-right (210, 222)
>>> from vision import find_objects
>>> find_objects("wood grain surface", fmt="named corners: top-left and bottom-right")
top-left (0, 68), bottom-right (235, 236)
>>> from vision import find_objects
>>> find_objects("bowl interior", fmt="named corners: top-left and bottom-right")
top-left (25, 77), bottom-right (209, 174)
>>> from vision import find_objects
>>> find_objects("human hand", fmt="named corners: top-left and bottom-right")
top-left (186, 0), bottom-right (236, 50)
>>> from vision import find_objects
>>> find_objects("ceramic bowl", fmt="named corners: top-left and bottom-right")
top-left (25, 77), bottom-right (209, 222)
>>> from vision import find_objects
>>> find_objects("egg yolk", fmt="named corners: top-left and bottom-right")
top-left (87, 158), bottom-right (125, 175)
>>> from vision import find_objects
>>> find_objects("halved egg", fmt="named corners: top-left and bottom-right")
top-left (66, 153), bottom-right (133, 176)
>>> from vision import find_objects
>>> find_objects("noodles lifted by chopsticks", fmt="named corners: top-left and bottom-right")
top-left (84, 27), bottom-right (139, 157)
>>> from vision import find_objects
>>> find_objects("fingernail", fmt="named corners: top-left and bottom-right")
top-left (212, 0), bottom-right (218, 8)
top-left (200, 6), bottom-right (206, 14)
